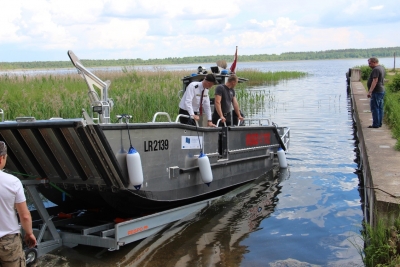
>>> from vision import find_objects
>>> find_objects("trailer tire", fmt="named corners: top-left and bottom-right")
top-left (25, 248), bottom-right (38, 265)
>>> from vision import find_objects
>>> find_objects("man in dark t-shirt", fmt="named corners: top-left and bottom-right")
top-left (212, 75), bottom-right (244, 126)
top-left (367, 57), bottom-right (385, 128)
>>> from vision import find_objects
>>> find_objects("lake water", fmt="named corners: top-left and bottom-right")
top-left (32, 58), bottom-right (396, 266)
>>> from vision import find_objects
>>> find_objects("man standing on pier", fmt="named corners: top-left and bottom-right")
top-left (367, 57), bottom-right (385, 128)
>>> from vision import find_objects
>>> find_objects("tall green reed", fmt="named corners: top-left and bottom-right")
top-left (0, 68), bottom-right (306, 122)
top-left (237, 69), bottom-right (307, 86)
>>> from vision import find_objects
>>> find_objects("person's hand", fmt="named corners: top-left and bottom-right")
top-left (207, 121), bottom-right (216, 127)
top-left (367, 92), bottom-right (371, 98)
top-left (24, 233), bottom-right (37, 248)
top-left (219, 116), bottom-right (226, 123)
top-left (238, 116), bottom-right (244, 121)
top-left (193, 115), bottom-right (200, 121)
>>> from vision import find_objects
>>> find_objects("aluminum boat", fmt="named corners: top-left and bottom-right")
top-left (0, 51), bottom-right (290, 215)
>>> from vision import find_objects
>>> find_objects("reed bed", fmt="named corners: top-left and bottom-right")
top-left (239, 69), bottom-right (307, 86)
top-left (0, 68), bottom-right (306, 122)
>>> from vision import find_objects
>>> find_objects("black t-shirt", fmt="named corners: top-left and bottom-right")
top-left (214, 84), bottom-right (235, 114)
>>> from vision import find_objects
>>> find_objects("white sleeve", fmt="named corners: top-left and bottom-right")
top-left (203, 89), bottom-right (212, 120)
top-left (184, 83), bottom-right (196, 116)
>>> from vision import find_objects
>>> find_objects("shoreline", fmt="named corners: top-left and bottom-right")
top-left (349, 68), bottom-right (400, 226)
top-left (0, 56), bottom-right (397, 72)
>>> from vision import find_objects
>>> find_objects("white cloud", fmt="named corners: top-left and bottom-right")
top-left (102, 0), bottom-right (241, 20)
top-left (0, 1), bottom-right (23, 42)
top-left (85, 19), bottom-right (149, 50)
top-left (236, 17), bottom-right (300, 49)
top-left (47, 0), bottom-right (103, 25)
top-left (224, 23), bottom-right (232, 31)
top-left (249, 19), bottom-right (274, 28)
top-left (275, 17), bottom-right (299, 33)
top-left (0, 0), bottom-right (399, 61)
top-left (343, 1), bottom-right (369, 15)
top-left (370, 5), bottom-right (384, 10)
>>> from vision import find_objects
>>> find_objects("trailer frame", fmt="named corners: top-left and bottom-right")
top-left (22, 179), bottom-right (217, 263)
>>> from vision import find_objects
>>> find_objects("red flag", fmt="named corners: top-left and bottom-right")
top-left (230, 46), bottom-right (238, 74)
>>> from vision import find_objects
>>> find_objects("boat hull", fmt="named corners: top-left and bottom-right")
top-left (0, 118), bottom-right (287, 215)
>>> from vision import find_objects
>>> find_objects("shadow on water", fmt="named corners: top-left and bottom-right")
top-left (33, 168), bottom-right (290, 267)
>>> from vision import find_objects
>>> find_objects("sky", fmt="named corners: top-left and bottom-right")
top-left (0, 0), bottom-right (399, 62)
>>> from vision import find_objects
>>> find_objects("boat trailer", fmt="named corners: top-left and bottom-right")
top-left (23, 179), bottom-right (217, 265)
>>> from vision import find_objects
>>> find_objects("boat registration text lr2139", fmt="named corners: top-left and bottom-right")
top-left (144, 139), bottom-right (169, 152)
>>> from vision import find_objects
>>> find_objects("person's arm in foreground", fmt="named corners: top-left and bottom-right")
top-left (15, 202), bottom-right (37, 248)
top-left (214, 95), bottom-right (225, 123)
top-left (232, 96), bottom-right (244, 123)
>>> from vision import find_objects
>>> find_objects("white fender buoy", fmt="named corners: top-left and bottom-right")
top-left (198, 152), bottom-right (213, 186)
top-left (278, 168), bottom-right (289, 181)
top-left (126, 146), bottom-right (143, 190)
top-left (277, 147), bottom-right (287, 168)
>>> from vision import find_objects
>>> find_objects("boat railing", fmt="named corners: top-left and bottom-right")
top-left (215, 118), bottom-right (271, 127)
top-left (174, 114), bottom-right (199, 127)
top-left (279, 127), bottom-right (290, 150)
top-left (151, 112), bottom-right (172, 123)
top-left (215, 119), bottom-right (227, 127)
top-left (15, 117), bottom-right (36, 122)
top-left (0, 108), bottom-right (3, 122)
top-left (116, 114), bottom-right (132, 124)
top-left (170, 116), bottom-right (273, 127)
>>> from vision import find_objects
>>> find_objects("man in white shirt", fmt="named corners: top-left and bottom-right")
top-left (179, 73), bottom-right (218, 127)
top-left (0, 141), bottom-right (37, 267)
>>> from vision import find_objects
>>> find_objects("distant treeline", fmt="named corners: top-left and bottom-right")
top-left (1, 46), bottom-right (399, 70)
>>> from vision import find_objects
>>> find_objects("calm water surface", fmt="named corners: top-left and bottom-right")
top-left (35, 58), bottom-right (395, 266)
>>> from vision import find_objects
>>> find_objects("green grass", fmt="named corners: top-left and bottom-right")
top-left (360, 216), bottom-right (400, 266)
top-left (0, 68), bottom-right (306, 122)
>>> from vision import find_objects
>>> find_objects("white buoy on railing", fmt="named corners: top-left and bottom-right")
top-left (277, 147), bottom-right (287, 168)
top-left (198, 152), bottom-right (213, 186)
top-left (126, 146), bottom-right (144, 190)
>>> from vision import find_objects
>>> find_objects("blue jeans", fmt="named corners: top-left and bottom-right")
top-left (370, 92), bottom-right (385, 127)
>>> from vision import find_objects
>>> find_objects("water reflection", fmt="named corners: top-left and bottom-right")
top-left (113, 168), bottom-right (286, 266)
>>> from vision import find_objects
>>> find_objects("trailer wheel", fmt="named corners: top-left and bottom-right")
top-left (25, 248), bottom-right (37, 265)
